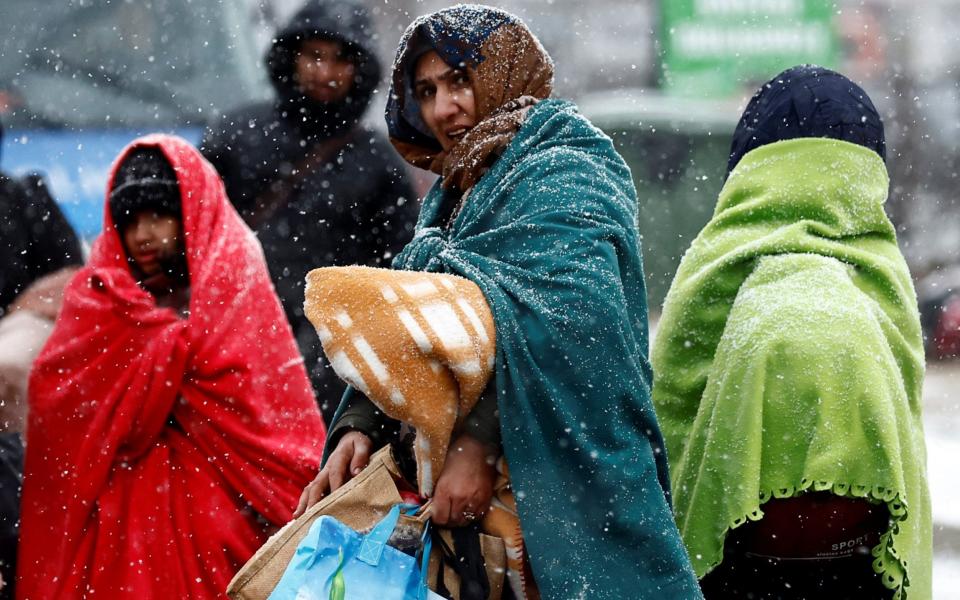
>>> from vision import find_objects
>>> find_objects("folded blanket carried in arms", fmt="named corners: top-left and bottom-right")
top-left (305, 266), bottom-right (533, 599)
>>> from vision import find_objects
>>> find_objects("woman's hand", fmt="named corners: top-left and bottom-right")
top-left (430, 434), bottom-right (497, 527)
top-left (293, 430), bottom-right (372, 518)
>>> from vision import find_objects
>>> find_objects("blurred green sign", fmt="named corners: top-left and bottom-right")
top-left (661, 0), bottom-right (838, 97)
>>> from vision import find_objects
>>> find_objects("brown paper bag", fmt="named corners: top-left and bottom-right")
top-left (227, 445), bottom-right (508, 600)
top-left (226, 446), bottom-right (404, 600)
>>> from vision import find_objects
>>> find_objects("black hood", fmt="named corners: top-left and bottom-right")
top-left (109, 148), bottom-right (181, 232)
top-left (727, 65), bottom-right (885, 177)
top-left (266, 0), bottom-right (381, 137)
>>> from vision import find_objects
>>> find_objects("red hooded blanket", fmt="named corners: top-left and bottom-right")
top-left (17, 135), bottom-right (326, 599)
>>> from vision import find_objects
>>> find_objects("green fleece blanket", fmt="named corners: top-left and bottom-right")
top-left (390, 99), bottom-right (700, 598)
top-left (652, 138), bottom-right (930, 598)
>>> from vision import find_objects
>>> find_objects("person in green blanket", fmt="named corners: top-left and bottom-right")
top-left (651, 65), bottom-right (931, 599)
top-left (293, 5), bottom-right (702, 599)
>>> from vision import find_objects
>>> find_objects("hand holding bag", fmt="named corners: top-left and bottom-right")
top-left (226, 446), bottom-right (507, 600)
top-left (227, 446), bottom-right (405, 599)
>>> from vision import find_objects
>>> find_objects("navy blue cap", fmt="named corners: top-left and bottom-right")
top-left (727, 65), bottom-right (886, 177)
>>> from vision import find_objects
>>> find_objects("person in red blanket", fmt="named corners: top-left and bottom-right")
top-left (16, 135), bottom-right (326, 599)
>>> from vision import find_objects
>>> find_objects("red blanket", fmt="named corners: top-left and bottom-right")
top-left (17, 135), bottom-right (326, 599)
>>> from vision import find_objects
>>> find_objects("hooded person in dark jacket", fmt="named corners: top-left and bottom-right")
top-left (201, 0), bottom-right (418, 423)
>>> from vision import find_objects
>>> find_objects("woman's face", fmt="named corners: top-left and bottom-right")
top-left (121, 210), bottom-right (183, 278)
top-left (413, 50), bottom-right (477, 151)
top-left (295, 39), bottom-right (356, 103)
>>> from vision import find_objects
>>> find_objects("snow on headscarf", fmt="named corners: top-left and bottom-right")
top-left (386, 4), bottom-right (554, 193)
top-left (726, 65), bottom-right (886, 177)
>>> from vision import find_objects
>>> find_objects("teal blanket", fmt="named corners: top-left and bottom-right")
top-left (393, 99), bottom-right (700, 598)
top-left (651, 138), bottom-right (931, 598)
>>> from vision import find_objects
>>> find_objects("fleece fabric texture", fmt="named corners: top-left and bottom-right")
top-left (651, 138), bottom-right (930, 599)
top-left (18, 135), bottom-right (326, 599)
top-left (304, 266), bottom-right (539, 598)
top-left (304, 266), bottom-right (496, 497)
top-left (377, 98), bottom-right (701, 598)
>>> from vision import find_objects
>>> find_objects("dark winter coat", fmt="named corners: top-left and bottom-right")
top-left (200, 0), bottom-right (417, 421)
top-left (0, 433), bottom-right (23, 600)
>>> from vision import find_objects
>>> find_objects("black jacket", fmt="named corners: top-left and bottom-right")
top-left (0, 172), bottom-right (83, 314)
top-left (200, 0), bottom-right (418, 422)
top-left (0, 433), bottom-right (23, 600)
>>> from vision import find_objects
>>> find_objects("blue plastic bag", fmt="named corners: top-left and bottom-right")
top-left (268, 504), bottom-right (437, 600)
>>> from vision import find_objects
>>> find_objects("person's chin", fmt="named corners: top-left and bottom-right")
top-left (137, 261), bottom-right (161, 277)
top-left (141, 271), bottom-right (175, 296)
top-left (306, 87), bottom-right (347, 104)
top-left (439, 137), bottom-right (462, 152)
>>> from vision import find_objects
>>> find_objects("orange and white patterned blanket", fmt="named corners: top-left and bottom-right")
top-left (304, 266), bottom-right (536, 599)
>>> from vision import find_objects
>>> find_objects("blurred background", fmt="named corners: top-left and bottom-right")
top-left (1, 0), bottom-right (958, 594)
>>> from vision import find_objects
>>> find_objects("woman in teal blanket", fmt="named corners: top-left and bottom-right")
top-left (295, 5), bottom-right (701, 598)
top-left (652, 66), bottom-right (931, 599)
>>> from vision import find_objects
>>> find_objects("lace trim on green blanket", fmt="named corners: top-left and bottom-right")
top-left (716, 478), bottom-right (910, 599)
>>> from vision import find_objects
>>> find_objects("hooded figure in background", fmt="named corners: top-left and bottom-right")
top-left (0, 119), bottom-right (83, 316)
top-left (297, 6), bottom-right (701, 599)
top-left (17, 135), bottom-right (326, 599)
top-left (201, 0), bottom-right (418, 423)
top-left (652, 66), bottom-right (931, 599)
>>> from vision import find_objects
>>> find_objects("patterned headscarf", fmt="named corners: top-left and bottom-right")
top-left (386, 5), bottom-right (554, 192)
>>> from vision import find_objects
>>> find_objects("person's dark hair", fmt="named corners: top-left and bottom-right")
top-left (727, 65), bottom-right (886, 177)
top-left (109, 148), bottom-right (181, 232)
